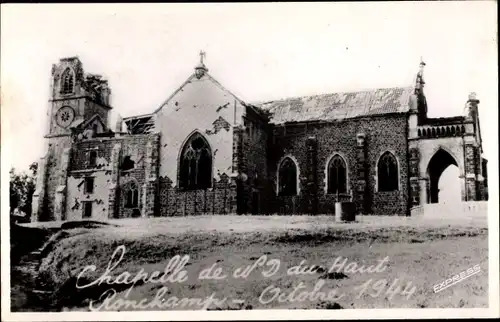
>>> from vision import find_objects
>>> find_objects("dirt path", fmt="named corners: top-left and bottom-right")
top-left (11, 245), bottom-right (53, 311)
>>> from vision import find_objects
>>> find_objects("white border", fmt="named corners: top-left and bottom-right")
top-left (2, 308), bottom-right (499, 321)
top-left (1, 3), bottom-right (498, 320)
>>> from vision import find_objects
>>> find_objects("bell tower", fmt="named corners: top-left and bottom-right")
top-left (32, 56), bottom-right (113, 222)
top-left (47, 56), bottom-right (112, 137)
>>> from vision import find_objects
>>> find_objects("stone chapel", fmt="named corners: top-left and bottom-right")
top-left (31, 54), bottom-right (488, 221)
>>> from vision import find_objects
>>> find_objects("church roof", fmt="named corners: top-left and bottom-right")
top-left (254, 86), bottom-right (414, 124)
top-left (123, 113), bottom-right (155, 134)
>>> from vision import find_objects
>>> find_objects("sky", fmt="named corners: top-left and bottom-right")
top-left (1, 2), bottom-right (497, 176)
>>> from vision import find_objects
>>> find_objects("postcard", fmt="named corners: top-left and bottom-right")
top-left (1, 2), bottom-right (498, 321)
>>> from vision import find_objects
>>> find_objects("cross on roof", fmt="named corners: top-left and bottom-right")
top-left (199, 50), bottom-right (206, 65)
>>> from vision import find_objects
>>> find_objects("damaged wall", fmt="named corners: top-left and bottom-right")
top-left (66, 173), bottom-right (111, 221)
top-left (40, 136), bottom-right (73, 221)
top-left (66, 139), bottom-right (113, 221)
top-left (65, 133), bottom-right (159, 220)
top-left (84, 99), bottom-right (111, 127)
top-left (154, 72), bottom-right (245, 216)
top-left (155, 73), bottom-right (245, 186)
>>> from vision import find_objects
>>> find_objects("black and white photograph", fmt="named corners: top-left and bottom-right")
top-left (1, 2), bottom-right (498, 320)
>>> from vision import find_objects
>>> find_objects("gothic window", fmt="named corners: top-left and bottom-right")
top-left (84, 177), bottom-right (94, 194)
top-left (125, 182), bottom-right (139, 208)
top-left (179, 133), bottom-right (212, 190)
top-left (61, 68), bottom-right (74, 94)
top-left (377, 152), bottom-right (399, 192)
top-left (278, 157), bottom-right (298, 196)
top-left (327, 155), bottom-right (347, 194)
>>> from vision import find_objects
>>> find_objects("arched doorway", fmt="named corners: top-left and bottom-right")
top-left (427, 149), bottom-right (460, 204)
top-left (438, 166), bottom-right (461, 205)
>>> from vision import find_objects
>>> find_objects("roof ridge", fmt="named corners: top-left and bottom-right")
top-left (254, 86), bottom-right (414, 105)
top-left (153, 72), bottom-right (247, 115)
top-left (257, 87), bottom-right (413, 124)
top-left (78, 113), bottom-right (105, 129)
top-left (153, 73), bottom-right (196, 114)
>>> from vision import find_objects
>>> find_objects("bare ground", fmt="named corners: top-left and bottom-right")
top-left (12, 214), bottom-right (489, 311)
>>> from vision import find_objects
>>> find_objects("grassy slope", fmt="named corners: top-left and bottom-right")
top-left (31, 216), bottom-right (488, 311)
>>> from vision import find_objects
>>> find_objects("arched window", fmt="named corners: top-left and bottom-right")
top-left (327, 155), bottom-right (347, 194)
top-left (278, 157), bottom-right (297, 196)
top-left (125, 182), bottom-right (139, 208)
top-left (61, 68), bottom-right (74, 94)
top-left (179, 132), bottom-right (212, 190)
top-left (378, 152), bottom-right (399, 192)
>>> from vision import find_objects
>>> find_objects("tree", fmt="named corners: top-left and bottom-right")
top-left (10, 162), bottom-right (38, 222)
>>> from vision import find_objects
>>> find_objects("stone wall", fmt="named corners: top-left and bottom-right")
top-left (268, 114), bottom-right (410, 216)
top-left (235, 107), bottom-right (272, 214)
top-left (158, 175), bottom-right (236, 216)
top-left (41, 136), bottom-right (73, 221)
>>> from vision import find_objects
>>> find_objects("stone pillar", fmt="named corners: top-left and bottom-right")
top-left (233, 126), bottom-right (247, 214)
top-left (108, 143), bottom-right (121, 219)
top-left (304, 136), bottom-right (318, 215)
top-left (408, 144), bottom-right (420, 207)
top-left (464, 136), bottom-right (477, 201)
top-left (473, 146), bottom-right (485, 200)
top-left (459, 176), bottom-right (466, 201)
top-left (32, 156), bottom-right (47, 222)
top-left (419, 176), bottom-right (428, 205)
top-left (143, 135), bottom-right (159, 217)
top-left (481, 158), bottom-right (488, 200)
top-left (476, 175), bottom-right (486, 201)
top-left (465, 174), bottom-right (476, 201)
top-left (355, 133), bottom-right (370, 214)
top-left (53, 147), bottom-right (71, 221)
